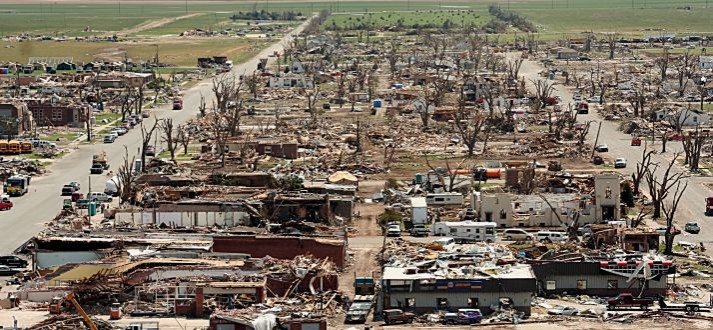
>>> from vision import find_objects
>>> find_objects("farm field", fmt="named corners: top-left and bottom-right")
top-left (0, 38), bottom-right (269, 67)
top-left (325, 10), bottom-right (493, 30)
top-left (515, 3), bottom-right (713, 34)
top-left (2, 1), bottom-right (709, 37)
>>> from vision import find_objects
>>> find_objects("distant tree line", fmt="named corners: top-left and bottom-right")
top-left (230, 10), bottom-right (303, 21)
top-left (488, 4), bottom-right (537, 32)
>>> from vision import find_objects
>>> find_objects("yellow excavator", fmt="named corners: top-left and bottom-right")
top-left (48, 292), bottom-right (98, 330)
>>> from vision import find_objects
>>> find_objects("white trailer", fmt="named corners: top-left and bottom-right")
top-left (425, 192), bottom-right (464, 206)
top-left (411, 197), bottom-right (428, 225)
top-left (431, 221), bottom-right (497, 242)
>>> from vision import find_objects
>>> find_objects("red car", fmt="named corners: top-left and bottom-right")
top-left (0, 200), bottom-right (13, 211)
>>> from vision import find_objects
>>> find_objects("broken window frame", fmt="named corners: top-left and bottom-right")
top-left (436, 298), bottom-right (448, 310)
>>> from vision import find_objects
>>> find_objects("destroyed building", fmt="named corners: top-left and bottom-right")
top-left (262, 192), bottom-right (353, 223)
top-left (476, 174), bottom-right (621, 227)
top-left (212, 235), bottom-right (347, 268)
top-left (532, 258), bottom-right (674, 297)
top-left (0, 101), bottom-right (35, 136)
top-left (380, 240), bottom-right (534, 316)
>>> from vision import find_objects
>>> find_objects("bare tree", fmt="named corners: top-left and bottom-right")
top-left (661, 179), bottom-right (687, 255)
top-left (673, 51), bottom-right (698, 97)
top-left (682, 124), bottom-right (707, 171)
top-left (423, 151), bottom-right (469, 192)
top-left (532, 79), bottom-right (555, 112)
top-left (630, 207), bottom-right (651, 229)
top-left (116, 146), bottom-right (137, 204)
top-left (627, 82), bottom-right (646, 117)
top-left (176, 123), bottom-right (191, 155)
top-left (244, 71), bottom-right (260, 99)
top-left (665, 107), bottom-right (692, 134)
top-left (645, 152), bottom-right (685, 219)
top-left (160, 118), bottom-right (179, 161)
top-left (597, 78), bottom-right (608, 105)
top-left (212, 75), bottom-right (236, 115)
top-left (480, 80), bottom-right (500, 119)
top-left (209, 110), bottom-right (228, 168)
top-left (140, 118), bottom-right (160, 172)
top-left (387, 38), bottom-right (401, 78)
top-left (506, 58), bottom-right (524, 81)
top-left (631, 145), bottom-right (654, 196)
top-left (83, 105), bottom-right (93, 142)
top-left (119, 86), bottom-right (136, 121)
top-left (655, 48), bottom-right (670, 82)
top-left (136, 84), bottom-right (145, 115)
top-left (576, 121), bottom-right (593, 146)
top-left (454, 88), bottom-right (486, 156)
top-left (306, 86), bottom-right (321, 122)
top-left (419, 77), bottom-right (450, 127)
top-left (605, 32), bottom-right (618, 60)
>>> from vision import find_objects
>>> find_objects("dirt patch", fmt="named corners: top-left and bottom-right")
top-left (106, 13), bottom-right (205, 37)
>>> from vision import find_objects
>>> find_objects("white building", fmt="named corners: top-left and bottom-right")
top-left (654, 108), bottom-right (710, 126)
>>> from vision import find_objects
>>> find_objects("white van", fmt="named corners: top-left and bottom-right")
top-left (502, 229), bottom-right (534, 241)
top-left (535, 231), bottom-right (567, 242)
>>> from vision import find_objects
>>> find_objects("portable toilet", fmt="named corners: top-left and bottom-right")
top-left (372, 99), bottom-right (383, 108)
top-left (88, 202), bottom-right (97, 216)
top-left (414, 173), bottom-right (424, 184)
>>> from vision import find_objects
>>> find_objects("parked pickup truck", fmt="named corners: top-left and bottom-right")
top-left (382, 309), bottom-right (415, 325)
top-left (607, 293), bottom-right (654, 310)
top-left (344, 295), bottom-right (374, 324)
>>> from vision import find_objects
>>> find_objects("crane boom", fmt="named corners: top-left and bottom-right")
top-left (66, 292), bottom-right (98, 330)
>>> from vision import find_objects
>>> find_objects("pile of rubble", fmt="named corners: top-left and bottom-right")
top-left (0, 157), bottom-right (45, 179)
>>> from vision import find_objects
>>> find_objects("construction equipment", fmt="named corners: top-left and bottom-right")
top-left (92, 151), bottom-right (110, 170)
top-left (48, 292), bottom-right (98, 330)
top-left (110, 302), bottom-right (123, 320)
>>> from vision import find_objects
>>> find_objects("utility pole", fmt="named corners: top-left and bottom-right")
top-left (185, 0), bottom-right (188, 12)
top-left (590, 121), bottom-right (603, 158)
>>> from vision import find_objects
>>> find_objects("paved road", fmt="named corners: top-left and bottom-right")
top-left (516, 55), bottom-right (713, 253)
top-left (0, 20), bottom-right (311, 254)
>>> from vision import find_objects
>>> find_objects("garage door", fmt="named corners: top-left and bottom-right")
top-left (216, 324), bottom-right (235, 330)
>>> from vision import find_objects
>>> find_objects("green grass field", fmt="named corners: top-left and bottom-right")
top-left (515, 1), bottom-right (713, 34)
top-left (1, 1), bottom-right (708, 37)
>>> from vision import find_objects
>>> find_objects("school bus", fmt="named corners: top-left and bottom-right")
top-left (0, 141), bottom-right (7, 154)
top-left (7, 141), bottom-right (20, 154)
top-left (20, 141), bottom-right (32, 154)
